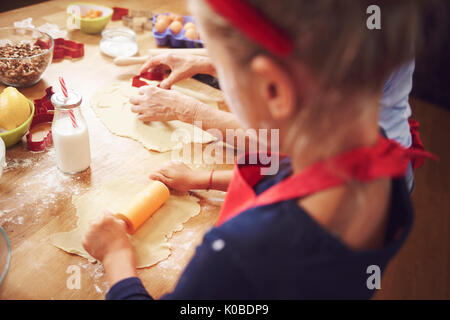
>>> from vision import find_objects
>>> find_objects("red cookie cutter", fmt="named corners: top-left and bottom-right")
top-left (112, 7), bottom-right (129, 21)
top-left (33, 86), bottom-right (54, 114)
top-left (26, 113), bottom-right (54, 152)
top-left (132, 70), bottom-right (165, 88)
top-left (52, 38), bottom-right (85, 60)
top-left (35, 39), bottom-right (51, 50)
top-left (26, 86), bottom-right (55, 152)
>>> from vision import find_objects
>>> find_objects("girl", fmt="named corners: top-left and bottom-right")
top-left (130, 58), bottom-right (417, 193)
top-left (82, 0), bottom-right (433, 299)
top-left (134, 59), bottom-right (416, 195)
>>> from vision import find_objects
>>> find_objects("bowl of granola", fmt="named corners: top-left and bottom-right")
top-left (0, 27), bottom-right (54, 87)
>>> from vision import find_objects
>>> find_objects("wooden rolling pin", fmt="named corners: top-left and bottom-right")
top-left (115, 180), bottom-right (170, 234)
top-left (114, 48), bottom-right (208, 66)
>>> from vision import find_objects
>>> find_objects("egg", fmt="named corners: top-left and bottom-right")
top-left (156, 14), bottom-right (168, 23)
top-left (184, 28), bottom-right (199, 40)
top-left (167, 13), bottom-right (177, 22)
top-left (169, 21), bottom-right (183, 34)
top-left (155, 19), bottom-right (169, 33)
top-left (174, 15), bottom-right (184, 24)
top-left (183, 22), bottom-right (196, 31)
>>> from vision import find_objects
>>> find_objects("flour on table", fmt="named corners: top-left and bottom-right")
top-left (51, 177), bottom-right (201, 268)
top-left (90, 78), bottom-right (220, 152)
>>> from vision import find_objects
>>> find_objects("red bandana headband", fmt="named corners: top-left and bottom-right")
top-left (204, 0), bottom-right (294, 57)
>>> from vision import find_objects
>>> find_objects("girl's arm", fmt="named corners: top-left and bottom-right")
top-left (82, 213), bottom-right (146, 295)
top-left (105, 230), bottom-right (251, 300)
top-left (83, 200), bottom-right (248, 300)
top-left (83, 165), bottom-right (234, 299)
top-left (149, 161), bottom-right (233, 192)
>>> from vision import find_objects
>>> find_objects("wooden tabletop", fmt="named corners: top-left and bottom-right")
top-left (0, 0), bottom-right (228, 299)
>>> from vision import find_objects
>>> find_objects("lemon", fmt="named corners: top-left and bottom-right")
top-left (0, 87), bottom-right (31, 131)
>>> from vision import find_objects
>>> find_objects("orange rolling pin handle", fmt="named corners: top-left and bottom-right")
top-left (114, 180), bottom-right (170, 234)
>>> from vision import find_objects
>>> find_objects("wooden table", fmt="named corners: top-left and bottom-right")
top-left (0, 0), bottom-right (228, 299)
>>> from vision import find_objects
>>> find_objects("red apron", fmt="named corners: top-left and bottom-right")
top-left (216, 133), bottom-right (436, 227)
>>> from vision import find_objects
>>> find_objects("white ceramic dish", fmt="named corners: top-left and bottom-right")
top-left (100, 28), bottom-right (138, 58)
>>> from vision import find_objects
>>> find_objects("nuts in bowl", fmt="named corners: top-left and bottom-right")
top-left (0, 27), bottom-right (53, 87)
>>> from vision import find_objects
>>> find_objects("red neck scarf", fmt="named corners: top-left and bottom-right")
top-left (216, 135), bottom-right (436, 226)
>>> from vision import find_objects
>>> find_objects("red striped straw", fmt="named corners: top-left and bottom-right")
top-left (59, 77), bottom-right (78, 129)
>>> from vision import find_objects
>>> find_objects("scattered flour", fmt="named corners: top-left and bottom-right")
top-left (77, 261), bottom-right (108, 294)
top-left (94, 284), bottom-right (102, 294)
top-left (1, 148), bottom-right (84, 227)
top-left (0, 209), bottom-right (25, 226)
top-left (5, 158), bottom-right (34, 171)
top-left (158, 258), bottom-right (182, 271)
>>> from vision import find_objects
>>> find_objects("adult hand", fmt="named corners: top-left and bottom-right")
top-left (130, 85), bottom-right (200, 123)
top-left (139, 53), bottom-right (215, 89)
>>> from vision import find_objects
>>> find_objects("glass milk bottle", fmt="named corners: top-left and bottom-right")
top-left (51, 89), bottom-right (91, 174)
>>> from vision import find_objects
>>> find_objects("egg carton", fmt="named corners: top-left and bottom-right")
top-left (152, 13), bottom-right (203, 48)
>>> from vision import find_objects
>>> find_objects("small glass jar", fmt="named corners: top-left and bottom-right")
top-left (51, 89), bottom-right (91, 174)
top-left (100, 28), bottom-right (138, 58)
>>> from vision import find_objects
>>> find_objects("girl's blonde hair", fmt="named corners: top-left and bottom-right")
top-left (191, 0), bottom-right (427, 92)
top-left (190, 0), bottom-right (431, 156)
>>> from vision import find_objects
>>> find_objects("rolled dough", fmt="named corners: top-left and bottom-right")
top-left (90, 78), bottom-right (221, 152)
top-left (51, 178), bottom-right (201, 268)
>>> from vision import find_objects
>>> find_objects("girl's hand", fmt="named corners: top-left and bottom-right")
top-left (149, 161), bottom-right (209, 192)
top-left (139, 53), bottom-right (215, 89)
top-left (130, 85), bottom-right (200, 123)
top-left (82, 212), bottom-right (133, 263)
top-left (82, 212), bottom-right (137, 286)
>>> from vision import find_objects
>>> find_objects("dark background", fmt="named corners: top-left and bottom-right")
top-left (412, 0), bottom-right (450, 109)
top-left (0, 0), bottom-right (48, 13)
